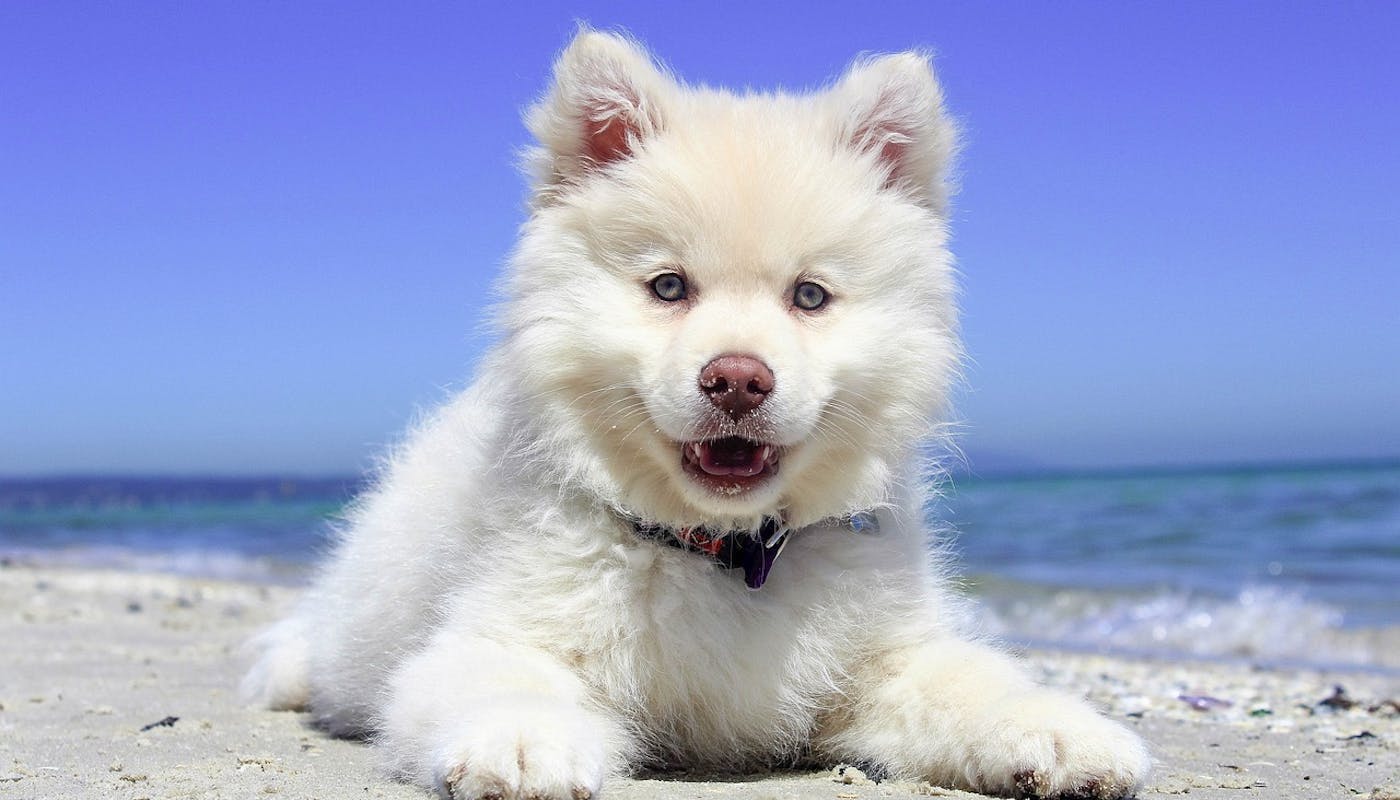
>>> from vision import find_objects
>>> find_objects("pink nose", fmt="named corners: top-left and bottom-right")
top-left (698, 354), bottom-right (775, 420)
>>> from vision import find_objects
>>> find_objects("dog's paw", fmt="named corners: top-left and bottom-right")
top-left (239, 617), bottom-right (310, 711)
top-left (964, 690), bottom-right (1149, 799)
top-left (430, 706), bottom-right (609, 800)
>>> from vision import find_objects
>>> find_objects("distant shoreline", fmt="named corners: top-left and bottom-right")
top-left (948, 455), bottom-right (1400, 484)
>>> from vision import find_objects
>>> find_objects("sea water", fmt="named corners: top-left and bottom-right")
top-left (2, 464), bottom-right (1396, 671)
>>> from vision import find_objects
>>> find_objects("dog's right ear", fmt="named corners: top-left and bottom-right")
top-left (526, 29), bottom-right (672, 195)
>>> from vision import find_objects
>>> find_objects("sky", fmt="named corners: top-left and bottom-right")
top-left (2, 1), bottom-right (1398, 475)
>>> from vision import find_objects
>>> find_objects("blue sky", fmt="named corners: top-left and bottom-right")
top-left (3, 2), bottom-right (1397, 475)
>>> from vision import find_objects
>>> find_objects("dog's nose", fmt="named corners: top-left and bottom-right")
top-left (699, 354), bottom-right (774, 420)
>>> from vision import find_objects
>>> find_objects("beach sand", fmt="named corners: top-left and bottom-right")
top-left (1, 564), bottom-right (1395, 800)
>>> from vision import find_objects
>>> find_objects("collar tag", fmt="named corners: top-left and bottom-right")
top-left (846, 510), bottom-right (881, 535)
top-left (741, 517), bottom-right (788, 590)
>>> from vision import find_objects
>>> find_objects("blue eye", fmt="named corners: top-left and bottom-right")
top-left (793, 281), bottom-right (828, 311)
top-left (651, 273), bottom-right (687, 302)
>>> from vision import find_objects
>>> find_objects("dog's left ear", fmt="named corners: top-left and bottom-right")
top-left (832, 52), bottom-right (957, 212)
top-left (527, 29), bottom-right (673, 195)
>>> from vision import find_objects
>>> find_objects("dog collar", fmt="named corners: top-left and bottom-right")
top-left (627, 510), bottom-right (879, 590)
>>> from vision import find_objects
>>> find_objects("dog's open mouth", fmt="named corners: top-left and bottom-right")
top-left (680, 436), bottom-right (780, 493)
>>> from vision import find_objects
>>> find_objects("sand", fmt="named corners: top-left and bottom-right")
top-left (1, 564), bottom-right (1395, 800)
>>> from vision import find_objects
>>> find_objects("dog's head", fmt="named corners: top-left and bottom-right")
top-left (501, 31), bottom-right (959, 530)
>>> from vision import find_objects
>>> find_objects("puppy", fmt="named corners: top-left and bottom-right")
top-left (244, 29), bottom-right (1150, 800)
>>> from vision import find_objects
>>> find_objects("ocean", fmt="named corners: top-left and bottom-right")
top-left (2, 463), bottom-right (1397, 672)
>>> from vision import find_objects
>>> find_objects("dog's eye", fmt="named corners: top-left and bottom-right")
top-left (650, 273), bottom-right (687, 302)
top-left (793, 281), bottom-right (828, 311)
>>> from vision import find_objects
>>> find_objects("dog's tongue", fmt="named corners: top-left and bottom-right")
top-left (698, 438), bottom-right (767, 477)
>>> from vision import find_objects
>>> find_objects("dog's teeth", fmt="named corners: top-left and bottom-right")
top-left (759, 445), bottom-right (773, 463)
top-left (689, 443), bottom-right (705, 461)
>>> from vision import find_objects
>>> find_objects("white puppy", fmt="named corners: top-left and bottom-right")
top-left (244, 30), bottom-right (1150, 800)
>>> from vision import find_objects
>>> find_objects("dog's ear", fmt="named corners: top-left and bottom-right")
top-left (833, 52), bottom-right (957, 212)
top-left (527, 29), bottom-right (672, 194)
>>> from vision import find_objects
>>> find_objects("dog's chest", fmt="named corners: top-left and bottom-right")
top-left (502, 535), bottom-right (869, 758)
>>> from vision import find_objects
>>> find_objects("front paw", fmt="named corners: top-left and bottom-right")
top-left (431, 705), bottom-right (609, 800)
top-left (965, 690), bottom-right (1149, 799)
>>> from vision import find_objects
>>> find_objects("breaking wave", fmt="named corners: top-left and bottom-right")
top-left (967, 577), bottom-right (1399, 672)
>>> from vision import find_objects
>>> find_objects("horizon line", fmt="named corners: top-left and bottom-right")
top-left (3, 455), bottom-right (1398, 485)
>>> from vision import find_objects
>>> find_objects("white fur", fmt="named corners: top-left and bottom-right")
top-left (243, 30), bottom-right (1149, 800)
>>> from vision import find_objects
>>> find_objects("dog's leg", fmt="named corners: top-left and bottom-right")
top-left (815, 638), bottom-right (1149, 799)
top-left (378, 629), bottom-right (625, 800)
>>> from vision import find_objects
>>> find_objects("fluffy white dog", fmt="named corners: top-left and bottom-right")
top-left (244, 30), bottom-right (1150, 800)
